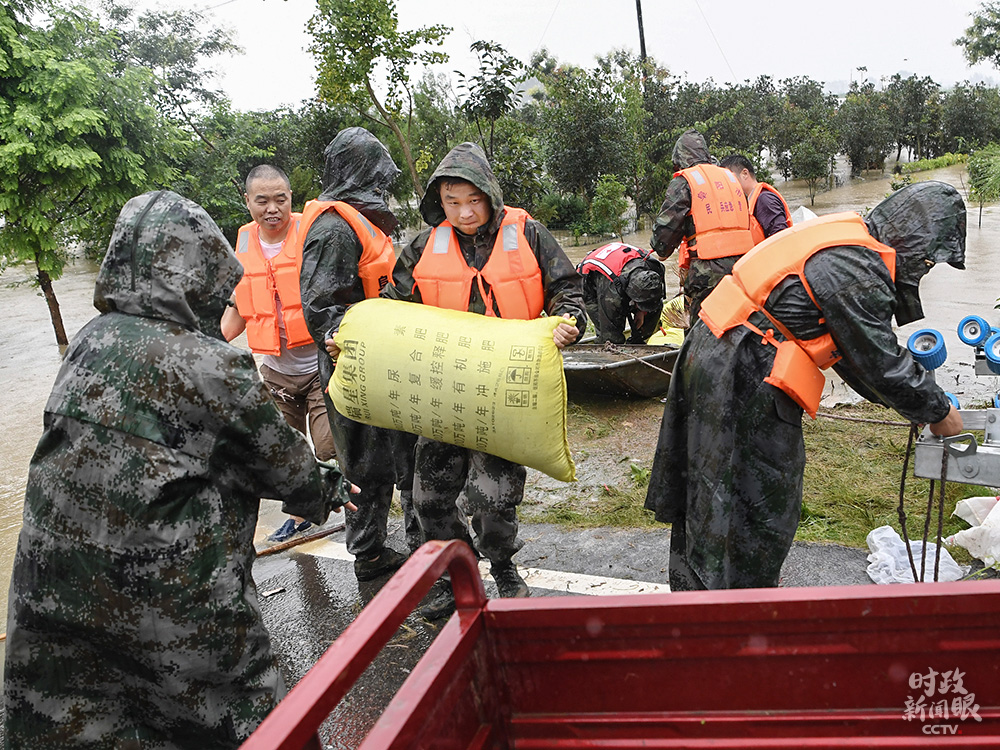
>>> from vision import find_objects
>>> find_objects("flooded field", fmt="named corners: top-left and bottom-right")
top-left (1, 161), bottom-right (998, 646)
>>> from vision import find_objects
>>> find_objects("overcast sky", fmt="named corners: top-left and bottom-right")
top-left (195, 0), bottom-right (998, 111)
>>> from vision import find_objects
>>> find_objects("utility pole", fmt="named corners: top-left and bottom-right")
top-left (635, 0), bottom-right (647, 63)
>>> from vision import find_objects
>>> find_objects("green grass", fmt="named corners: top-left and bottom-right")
top-left (901, 152), bottom-right (967, 174)
top-left (526, 401), bottom-right (990, 554)
top-left (526, 469), bottom-right (660, 529)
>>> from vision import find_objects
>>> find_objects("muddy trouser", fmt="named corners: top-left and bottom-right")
top-left (324, 395), bottom-right (397, 560)
top-left (412, 436), bottom-right (525, 565)
top-left (260, 364), bottom-right (336, 461)
top-left (392, 430), bottom-right (421, 553)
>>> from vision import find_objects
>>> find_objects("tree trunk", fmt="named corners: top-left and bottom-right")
top-left (365, 79), bottom-right (424, 198)
top-left (37, 266), bottom-right (68, 349)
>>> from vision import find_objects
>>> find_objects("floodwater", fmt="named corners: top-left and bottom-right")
top-left (0, 161), bottom-right (997, 650)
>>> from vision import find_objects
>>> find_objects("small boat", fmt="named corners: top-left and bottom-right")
top-left (562, 339), bottom-right (680, 398)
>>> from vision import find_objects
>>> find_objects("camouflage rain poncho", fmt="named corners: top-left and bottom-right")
top-left (4, 190), bottom-right (351, 749)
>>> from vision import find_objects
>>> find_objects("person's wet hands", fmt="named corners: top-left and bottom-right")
top-left (553, 314), bottom-right (578, 349)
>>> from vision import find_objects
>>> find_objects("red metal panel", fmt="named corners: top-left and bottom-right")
top-left (246, 542), bottom-right (1000, 749)
top-left (241, 541), bottom-right (487, 750)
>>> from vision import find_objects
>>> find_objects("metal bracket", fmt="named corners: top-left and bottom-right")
top-left (914, 409), bottom-right (1000, 486)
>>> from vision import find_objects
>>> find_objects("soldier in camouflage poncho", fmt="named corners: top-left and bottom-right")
top-left (650, 129), bottom-right (750, 319)
top-left (4, 190), bottom-right (354, 749)
top-left (385, 142), bottom-right (587, 612)
top-left (644, 181), bottom-right (966, 591)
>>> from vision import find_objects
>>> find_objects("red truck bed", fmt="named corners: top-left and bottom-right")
top-left (243, 540), bottom-right (1000, 749)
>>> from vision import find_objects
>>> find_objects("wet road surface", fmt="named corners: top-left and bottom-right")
top-left (251, 500), bottom-right (872, 748)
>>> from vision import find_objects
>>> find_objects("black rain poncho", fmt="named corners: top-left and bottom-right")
top-left (644, 182), bottom-right (966, 591)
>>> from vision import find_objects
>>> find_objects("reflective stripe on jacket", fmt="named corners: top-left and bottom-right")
top-left (413, 206), bottom-right (544, 319)
top-left (232, 217), bottom-right (312, 355)
top-left (677, 164), bottom-right (754, 260)
top-left (578, 243), bottom-right (650, 285)
top-left (748, 182), bottom-right (793, 245)
top-left (299, 200), bottom-right (396, 300)
top-left (698, 212), bottom-right (896, 417)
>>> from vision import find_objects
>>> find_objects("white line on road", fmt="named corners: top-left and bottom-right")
top-left (293, 537), bottom-right (670, 595)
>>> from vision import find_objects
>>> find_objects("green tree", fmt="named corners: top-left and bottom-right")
top-left (488, 117), bottom-right (546, 216)
top-left (967, 143), bottom-right (1000, 226)
top-left (957, 2), bottom-right (1000, 70)
top-left (884, 74), bottom-right (940, 161)
top-left (771, 77), bottom-right (836, 180)
top-left (307, 0), bottom-right (450, 197)
top-left (588, 175), bottom-right (629, 239)
top-left (410, 71), bottom-right (464, 183)
top-left (456, 41), bottom-right (524, 159)
top-left (836, 81), bottom-right (892, 176)
top-left (940, 81), bottom-right (1000, 152)
top-left (0, 3), bottom-right (180, 346)
top-left (169, 101), bottom-right (275, 243)
top-left (530, 52), bottom-right (639, 200)
top-left (791, 126), bottom-right (838, 206)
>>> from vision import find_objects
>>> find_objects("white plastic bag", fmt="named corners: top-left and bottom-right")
top-left (866, 525), bottom-right (965, 584)
top-left (947, 498), bottom-right (1000, 567)
top-left (953, 495), bottom-right (999, 526)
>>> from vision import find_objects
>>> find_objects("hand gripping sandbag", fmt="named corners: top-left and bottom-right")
top-left (330, 298), bottom-right (576, 482)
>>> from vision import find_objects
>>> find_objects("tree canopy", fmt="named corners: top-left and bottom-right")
top-left (307, 0), bottom-right (449, 196)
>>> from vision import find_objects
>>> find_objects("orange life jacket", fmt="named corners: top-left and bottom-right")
top-left (299, 200), bottom-right (396, 300)
top-left (698, 212), bottom-right (896, 418)
top-left (677, 164), bottom-right (754, 260)
top-left (412, 207), bottom-right (544, 319)
top-left (232, 216), bottom-right (313, 356)
top-left (748, 182), bottom-right (793, 245)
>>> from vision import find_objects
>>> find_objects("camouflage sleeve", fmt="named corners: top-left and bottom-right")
top-left (382, 228), bottom-right (432, 303)
top-left (216, 367), bottom-right (333, 524)
top-left (525, 219), bottom-right (588, 341)
top-left (651, 177), bottom-right (693, 259)
top-left (299, 212), bottom-right (366, 345)
top-left (807, 246), bottom-right (952, 425)
top-left (585, 273), bottom-right (627, 343)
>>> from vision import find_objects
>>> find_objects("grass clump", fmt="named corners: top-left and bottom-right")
top-left (900, 153), bottom-right (967, 174)
top-left (799, 403), bottom-right (984, 549)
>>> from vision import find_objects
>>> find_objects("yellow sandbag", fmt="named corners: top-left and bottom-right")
top-left (330, 298), bottom-right (576, 482)
top-left (646, 296), bottom-right (686, 347)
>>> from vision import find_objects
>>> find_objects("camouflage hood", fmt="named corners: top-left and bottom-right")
top-left (419, 142), bottom-right (505, 230)
top-left (672, 129), bottom-right (712, 170)
top-left (319, 127), bottom-right (401, 232)
top-left (93, 190), bottom-right (242, 339)
top-left (865, 181), bottom-right (966, 326)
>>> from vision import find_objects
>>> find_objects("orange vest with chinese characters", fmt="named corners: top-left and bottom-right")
top-left (413, 206), bottom-right (544, 320)
top-left (748, 182), bottom-right (793, 245)
top-left (699, 212), bottom-right (896, 417)
top-left (299, 200), bottom-right (396, 300)
top-left (232, 216), bottom-right (313, 356)
top-left (677, 164), bottom-right (754, 260)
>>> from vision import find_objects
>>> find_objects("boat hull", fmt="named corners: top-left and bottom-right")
top-left (562, 343), bottom-right (679, 398)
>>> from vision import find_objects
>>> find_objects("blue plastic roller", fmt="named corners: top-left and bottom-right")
top-left (906, 328), bottom-right (947, 370)
top-left (958, 315), bottom-right (991, 347)
top-left (985, 332), bottom-right (1000, 375)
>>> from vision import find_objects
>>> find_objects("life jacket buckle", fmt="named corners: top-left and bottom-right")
top-left (764, 339), bottom-right (827, 419)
